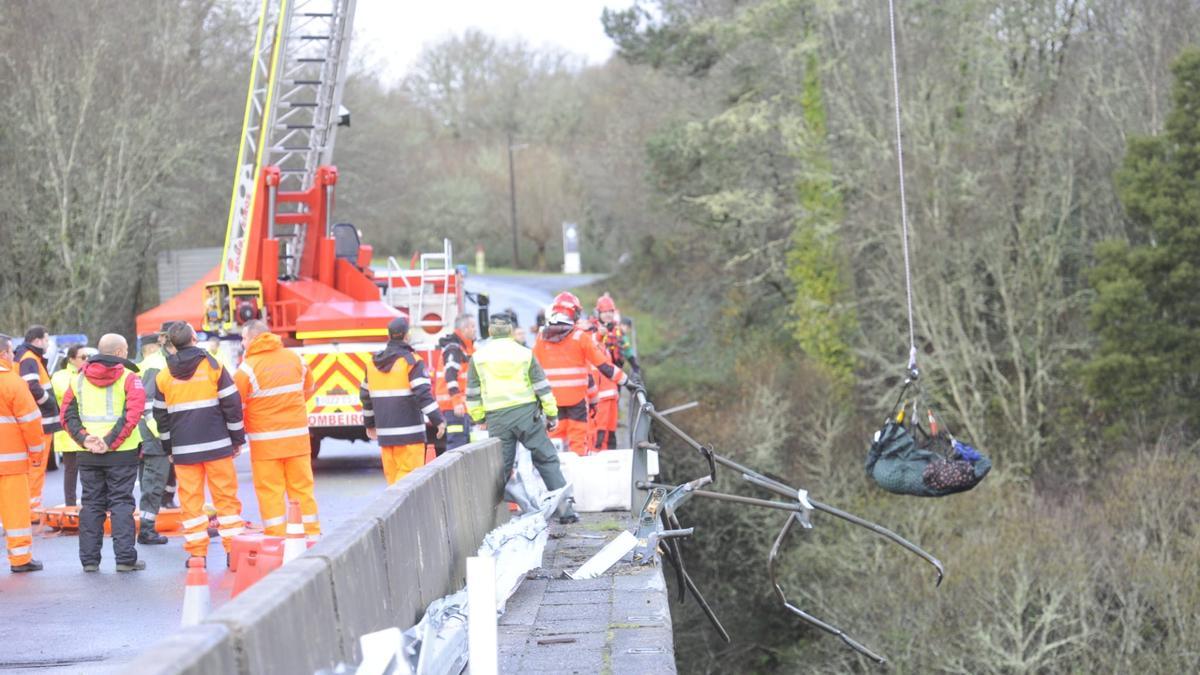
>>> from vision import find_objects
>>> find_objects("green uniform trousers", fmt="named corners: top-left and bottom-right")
top-left (485, 402), bottom-right (572, 511)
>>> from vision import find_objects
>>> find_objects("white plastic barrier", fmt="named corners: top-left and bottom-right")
top-left (555, 449), bottom-right (659, 512)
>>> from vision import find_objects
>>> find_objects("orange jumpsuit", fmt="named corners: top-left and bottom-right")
top-left (0, 356), bottom-right (44, 567)
top-left (234, 332), bottom-right (319, 540)
top-left (533, 324), bottom-right (626, 456)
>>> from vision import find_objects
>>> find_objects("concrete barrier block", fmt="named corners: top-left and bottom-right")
top-left (122, 623), bottom-right (237, 675)
top-left (435, 451), bottom-right (479, 586)
top-left (377, 468), bottom-right (453, 627)
top-left (205, 557), bottom-right (341, 675)
top-left (449, 439), bottom-right (507, 541)
top-left (306, 516), bottom-right (392, 664)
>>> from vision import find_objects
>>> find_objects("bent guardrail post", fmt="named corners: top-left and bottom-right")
top-left (629, 388), bottom-right (652, 511)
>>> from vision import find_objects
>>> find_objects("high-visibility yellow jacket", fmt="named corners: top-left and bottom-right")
top-left (136, 350), bottom-right (168, 439)
top-left (51, 366), bottom-right (83, 452)
top-left (64, 367), bottom-right (144, 452)
top-left (465, 337), bottom-right (558, 423)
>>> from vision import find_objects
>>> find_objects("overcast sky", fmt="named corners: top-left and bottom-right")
top-left (353, 0), bottom-right (635, 84)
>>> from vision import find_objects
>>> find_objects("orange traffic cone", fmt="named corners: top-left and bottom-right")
top-left (180, 557), bottom-right (211, 627)
top-left (282, 500), bottom-right (306, 564)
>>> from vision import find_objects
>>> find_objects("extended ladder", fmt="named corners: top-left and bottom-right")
top-left (218, 0), bottom-right (356, 284)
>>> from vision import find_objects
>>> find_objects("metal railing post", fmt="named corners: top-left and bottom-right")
top-left (629, 389), bottom-right (651, 512)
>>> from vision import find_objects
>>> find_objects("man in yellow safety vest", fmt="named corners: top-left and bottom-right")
top-left (60, 334), bottom-right (147, 572)
top-left (466, 313), bottom-right (577, 523)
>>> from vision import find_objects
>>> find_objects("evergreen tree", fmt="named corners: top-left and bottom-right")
top-left (1086, 48), bottom-right (1200, 430)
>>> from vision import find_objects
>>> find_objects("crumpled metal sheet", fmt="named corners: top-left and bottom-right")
top-left (387, 486), bottom-right (571, 675)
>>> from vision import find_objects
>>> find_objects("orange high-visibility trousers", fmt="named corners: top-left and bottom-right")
top-left (594, 398), bottom-right (619, 450)
top-left (252, 456), bottom-right (320, 540)
top-left (176, 458), bottom-right (243, 558)
top-left (549, 419), bottom-right (589, 456)
top-left (27, 432), bottom-right (52, 515)
top-left (1, 473), bottom-right (33, 566)
top-left (381, 444), bottom-right (425, 485)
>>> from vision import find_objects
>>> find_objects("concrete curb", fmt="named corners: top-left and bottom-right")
top-left (130, 438), bottom-right (505, 674)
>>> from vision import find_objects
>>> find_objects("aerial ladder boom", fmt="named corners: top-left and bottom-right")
top-left (205, 0), bottom-right (360, 335)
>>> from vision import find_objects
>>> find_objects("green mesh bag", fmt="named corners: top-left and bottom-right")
top-left (865, 420), bottom-right (991, 497)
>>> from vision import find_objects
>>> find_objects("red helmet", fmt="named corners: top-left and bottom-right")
top-left (595, 293), bottom-right (616, 313)
top-left (552, 291), bottom-right (582, 320)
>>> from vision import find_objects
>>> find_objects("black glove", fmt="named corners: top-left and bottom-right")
top-left (545, 415), bottom-right (559, 432)
top-left (624, 378), bottom-right (644, 393)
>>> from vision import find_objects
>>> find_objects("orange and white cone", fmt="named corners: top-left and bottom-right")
top-left (181, 558), bottom-right (211, 627)
top-left (283, 499), bottom-right (306, 564)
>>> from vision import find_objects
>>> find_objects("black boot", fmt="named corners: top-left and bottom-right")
top-left (11, 560), bottom-right (44, 573)
top-left (138, 523), bottom-right (168, 545)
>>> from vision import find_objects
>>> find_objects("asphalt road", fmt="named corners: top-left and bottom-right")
top-left (464, 273), bottom-right (607, 344)
top-left (0, 272), bottom-right (602, 674)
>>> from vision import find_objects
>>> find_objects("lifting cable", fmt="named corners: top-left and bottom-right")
top-left (887, 0), bottom-right (918, 377)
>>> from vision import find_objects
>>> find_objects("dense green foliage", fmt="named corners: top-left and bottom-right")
top-left (600, 0), bottom-right (1200, 672)
top-left (1086, 49), bottom-right (1200, 431)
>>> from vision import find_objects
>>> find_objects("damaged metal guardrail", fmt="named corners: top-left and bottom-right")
top-left (627, 392), bottom-right (944, 665)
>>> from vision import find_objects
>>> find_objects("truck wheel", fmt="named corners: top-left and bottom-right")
top-left (310, 433), bottom-right (323, 460)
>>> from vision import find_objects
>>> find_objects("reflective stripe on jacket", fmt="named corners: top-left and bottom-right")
top-left (234, 332), bottom-right (314, 461)
top-left (51, 366), bottom-right (83, 452)
top-left (18, 349), bottom-right (61, 433)
top-left (0, 358), bottom-right (45, 475)
top-left (465, 337), bottom-right (557, 422)
top-left (137, 351), bottom-right (167, 438)
top-left (361, 351), bottom-right (439, 447)
top-left (153, 351), bottom-right (245, 465)
top-left (532, 327), bottom-right (624, 408)
top-left (66, 370), bottom-right (144, 451)
top-left (435, 331), bottom-right (474, 412)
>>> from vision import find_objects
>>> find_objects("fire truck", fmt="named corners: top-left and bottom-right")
top-left (136, 0), bottom-right (469, 457)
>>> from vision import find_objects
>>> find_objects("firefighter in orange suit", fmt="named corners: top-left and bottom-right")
top-left (533, 292), bottom-right (637, 456)
top-left (14, 325), bottom-right (59, 519)
top-left (0, 333), bottom-right (45, 573)
top-left (435, 314), bottom-right (477, 452)
top-left (152, 322), bottom-right (246, 566)
top-left (234, 320), bottom-right (320, 541)
top-left (361, 317), bottom-right (445, 485)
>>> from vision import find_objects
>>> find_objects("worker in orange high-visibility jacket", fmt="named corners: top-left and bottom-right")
top-left (435, 314), bottom-right (477, 452)
top-left (234, 320), bottom-right (320, 541)
top-left (533, 292), bottom-right (638, 456)
top-left (361, 317), bottom-right (445, 485)
top-left (15, 325), bottom-right (60, 520)
top-left (0, 333), bottom-right (45, 572)
top-left (592, 294), bottom-right (637, 450)
top-left (153, 322), bottom-right (246, 567)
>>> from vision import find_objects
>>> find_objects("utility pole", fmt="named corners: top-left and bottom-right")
top-left (507, 131), bottom-right (520, 268)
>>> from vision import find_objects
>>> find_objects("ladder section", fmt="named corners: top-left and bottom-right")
top-left (269, 0), bottom-right (357, 279)
top-left (384, 240), bottom-right (458, 335)
top-left (414, 239), bottom-right (454, 331)
top-left (218, 0), bottom-right (357, 284)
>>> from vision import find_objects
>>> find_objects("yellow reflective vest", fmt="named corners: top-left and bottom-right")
top-left (51, 366), bottom-right (83, 452)
top-left (73, 371), bottom-right (143, 452)
top-left (466, 337), bottom-right (557, 422)
top-left (136, 351), bottom-right (168, 438)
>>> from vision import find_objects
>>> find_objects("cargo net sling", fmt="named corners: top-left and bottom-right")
top-left (866, 378), bottom-right (991, 497)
